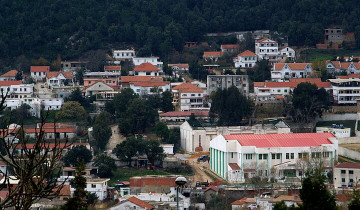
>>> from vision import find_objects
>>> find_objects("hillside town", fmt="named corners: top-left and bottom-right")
top-left (1, 23), bottom-right (360, 210)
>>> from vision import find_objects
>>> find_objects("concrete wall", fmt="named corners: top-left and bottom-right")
top-left (338, 137), bottom-right (360, 144)
top-left (338, 147), bottom-right (360, 161)
top-left (319, 113), bottom-right (358, 121)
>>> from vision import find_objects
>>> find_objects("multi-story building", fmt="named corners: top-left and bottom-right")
top-left (121, 76), bottom-right (163, 87)
top-left (271, 63), bottom-right (313, 82)
top-left (210, 133), bottom-right (338, 183)
top-left (333, 163), bottom-right (360, 189)
top-left (316, 125), bottom-right (351, 138)
top-left (233, 50), bottom-right (257, 68)
top-left (168, 64), bottom-right (189, 76)
top-left (180, 120), bottom-right (291, 153)
top-left (61, 61), bottom-right (87, 72)
top-left (46, 72), bottom-right (74, 88)
top-left (129, 81), bottom-right (170, 96)
top-left (132, 57), bottom-right (163, 70)
top-left (83, 72), bottom-right (120, 89)
top-left (279, 47), bottom-right (296, 60)
top-left (325, 28), bottom-right (343, 44)
top-left (133, 63), bottom-right (162, 76)
top-left (254, 78), bottom-right (331, 102)
top-left (30, 66), bottom-right (50, 81)
top-left (325, 60), bottom-right (360, 74)
top-left (172, 82), bottom-right (205, 111)
top-left (0, 70), bottom-right (18, 81)
top-left (329, 78), bottom-right (360, 104)
top-left (0, 81), bottom-right (34, 99)
top-left (104, 66), bottom-right (121, 73)
top-left (113, 50), bottom-right (136, 60)
top-left (207, 75), bottom-right (249, 96)
top-left (255, 38), bottom-right (279, 61)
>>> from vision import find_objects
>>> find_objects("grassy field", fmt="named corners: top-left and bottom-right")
top-left (316, 120), bottom-right (356, 136)
top-left (300, 49), bottom-right (360, 62)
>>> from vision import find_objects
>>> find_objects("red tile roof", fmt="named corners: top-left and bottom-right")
top-left (134, 63), bottom-right (159, 72)
top-left (160, 111), bottom-right (209, 117)
top-left (121, 76), bottom-right (163, 83)
top-left (228, 163), bottom-right (241, 170)
top-left (274, 63), bottom-right (311, 71)
top-left (0, 70), bottom-right (18, 77)
top-left (173, 82), bottom-right (203, 93)
top-left (30, 66), bottom-right (50, 72)
top-left (238, 50), bottom-right (256, 57)
top-left (130, 81), bottom-right (169, 87)
top-left (335, 162), bottom-right (360, 169)
top-left (290, 78), bottom-right (321, 83)
top-left (104, 66), bottom-right (121, 71)
top-left (127, 197), bottom-right (154, 210)
top-left (204, 186), bottom-right (219, 192)
top-left (203, 51), bottom-right (223, 57)
top-left (25, 127), bottom-right (76, 133)
top-left (256, 38), bottom-right (276, 43)
top-left (130, 176), bottom-right (177, 187)
top-left (253, 82), bottom-right (265, 87)
top-left (232, 197), bottom-right (255, 205)
top-left (336, 194), bottom-right (352, 203)
top-left (223, 133), bottom-right (336, 148)
top-left (39, 123), bottom-right (74, 129)
top-left (0, 81), bottom-right (22, 86)
top-left (221, 44), bottom-right (239, 49)
top-left (348, 74), bottom-right (360, 78)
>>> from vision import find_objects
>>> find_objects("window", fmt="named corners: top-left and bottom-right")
top-left (323, 152), bottom-right (330, 158)
top-left (262, 154), bottom-right (268, 160)
top-left (272, 154), bottom-right (276, 159)
top-left (276, 153), bottom-right (281, 159)
top-left (91, 184), bottom-right (96, 188)
top-left (291, 153), bottom-right (294, 159)
top-left (349, 170), bottom-right (354, 174)
top-left (312, 152), bottom-right (321, 158)
top-left (342, 178), bottom-right (346, 182)
top-left (341, 170), bottom-right (346, 174)
top-left (284, 89), bottom-right (287, 93)
top-left (277, 89), bottom-right (281, 93)
top-left (350, 179), bottom-right (354, 183)
top-left (231, 152), bottom-right (234, 158)
top-left (245, 154), bottom-right (253, 160)
top-left (286, 153), bottom-right (289, 159)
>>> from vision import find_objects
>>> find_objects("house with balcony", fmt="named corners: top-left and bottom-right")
top-left (207, 75), bottom-right (249, 96)
top-left (328, 78), bottom-right (360, 104)
top-left (113, 50), bottom-right (136, 60)
top-left (129, 81), bottom-right (170, 97)
top-left (233, 50), bottom-right (257, 68)
top-left (30, 66), bottom-right (50, 82)
top-left (133, 63), bottom-right (162, 76)
top-left (46, 72), bottom-right (74, 88)
top-left (172, 82), bottom-right (205, 111)
top-left (271, 63), bottom-right (313, 82)
top-left (83, 72), bottom-right (120, 89)
top-left (279, 47), bottom-right (296, 60)
top-left (210, 133), bottom-right (338, 182)
top-left (84, 81), bottom-right (115, 97)
top-left (325, 60), bottom-right (360, 74)
top-left (333, 163), bottom-right (360, 189)
top-left (221, 44), bottom-right (239, 53)
top-left (132, 57), bottom-right (163, 70)
top-left (203, 51), bottom-right (224, 62)
top-left (0, 81), bottom-right (34, 99)
top-left (61, 61), bottom-right (87, 72)
top-left (255, 38), bottom-right (279, 62)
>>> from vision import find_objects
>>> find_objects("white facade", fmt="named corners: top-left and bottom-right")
top-left (129, 82), bottom-right (170, 96)
top-left (31, 71), bottom-right (47, 81)
top-left (1, 84), bottom-right (34, 99)
top-left (180, 121), bottom-right (291, 153)
top-left (179, 91), bottom-right (204, 111)
top-left (271, 63), bottom-right (313, 82)
top-left (333, 163), bottom-right (360, 189)
top-left (210, 133), bottom-right (338, 183)
top-left (70, 178), bottom-right (110, 201)
top-left (132, 57), bottom-right (163, 70)
top-left (329, 78), bottom-right (360, 104)
top-left (316, 127), bottom-right (351, 138)
top-left (255, 38), bottom-right (279, 60)
top-left (113, 50), bottom-right (136, 60)
top-left (234, 51), bottom-right (257, 68)
top-left (160, 144), bottom-right (174, 155)
top-left (279, 47), bottom-right (296, 59)
top-left (134, 71), bottom-right (160, 76)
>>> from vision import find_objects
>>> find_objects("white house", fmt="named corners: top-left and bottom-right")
top-left (255, 38), bottom-right (279, 61)
top-left (328, 78), bottom-right (360, 104)
top-left (70, 178), bottom-right (110, 201)
top-left (132, 57), bottom-right (163, 70)
top-left (326, 60), bottom-right (360, 74)
top-left (203, 52), bottom-right (223, 62)
top-left (168, 64), bottom-right (189, 77)
top-left (84, 81), bottom-right (115, 97)
top-left (129, 81), bottom-right (170, 96)
top-left (234, 50), bottom-right (257, 68)
top-left (279, 47), bottom-right (296, 60)
top-left (0, 81), bottom-right (34, 99)
top-left (133, 63), bottom-right (161, 76)
top-left (172, 82), bottom-right (205, 111)
top-left (333, 163), bottom-right (360, 189)
top-left (110, 197), bottom-right (154, 210)
top-left (253, 78), bottom-right (331, 102)
top-left (180, 120), bottom-right (291, 153)
top-left (316, 125), bottom-right (351, 138)
top-left (46, 72), bottom-right (74, 88)
top-left (210, 133), bottom-right (338, 183)
top-left (221, 44), bottom-right (239, 53)
top-left (271, 63), bottom-right (313, 82)
top-left (0, 70), bottom-right (18, 81)
top-left (30, 66), bottom-right (50, 81)
top-left (113, 50), bottom-right (136, 60)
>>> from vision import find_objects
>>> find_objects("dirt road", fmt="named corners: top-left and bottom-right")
top-left (106, 124), bottom-right (126, 152)
top-left (185, 152), bottom-right (217, 185)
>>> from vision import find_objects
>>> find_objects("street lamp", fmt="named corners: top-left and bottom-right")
top-left (175, 176), bottom-right (187, 210)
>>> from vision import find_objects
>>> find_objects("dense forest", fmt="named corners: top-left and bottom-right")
top-left (1, 0), bottom-right (360, 64)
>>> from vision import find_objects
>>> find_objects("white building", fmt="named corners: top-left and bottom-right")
top-left (180, 120), bottom-right (291, 153)
top-left (234, 50), bottom-right (257, 68)
top-left (129, 81), bottom-right (170, 96)
top-left (113, 50), bottom-right (136, 60)
top-left (316, 125), bottom-right (351, 138)
top-left (30, 66), bottom-right (50, 81)
top-left (84, 81), bottom-right (115, 97)
top-left (326, 61), bottom-right (360, 74)
top-left (46, 72), bottom-right (74, 88)
top-left (271, 63), bottom-right (313, 82)
top-left (110, 197), bottom-right (154, 210)
top-left (160, 144), bottom-right (174, 155)
top-left (70, 178), bottom-right (110, 201)
top-left (333, 163), bottom-right (360, 189)
top-left (254, 78), bottom-right (331, 102)
top-left (0, 70), bottom-right (18, 81)
top-left (221, 44), bottom-right (239, 53)
top-left (0, 81), bottom-right (34, 99)
top-left (255, 38), bottom-right (279, 61)
top-left (207, 75), bottom-right (249, 96)
top-left (172, 82), bottom-right (205, 111)
top-left (328, 78), bottom-right (360, 104)
top-left (132, 57), bottom-right (163, 70)
top-left (133, 63), bottom-right (161, 76)
top-left (279, 47), bottom-right (296, 60)
top-left (210, 133), bottom-right (338, 183)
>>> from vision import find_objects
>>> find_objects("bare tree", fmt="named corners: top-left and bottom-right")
top-left (0, 93), bottom-right (70, 210)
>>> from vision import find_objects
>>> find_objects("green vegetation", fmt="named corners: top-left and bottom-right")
top-left (301, 49), bottom-right (360, 62)
top-left (110, 168), bottom-right (173, 184)
top-left (316, 120), bottom-right (356, 136)
top-left (338, 155), bottom-right (360, 163)
top-left (63, 145), bottom-right (93, 167)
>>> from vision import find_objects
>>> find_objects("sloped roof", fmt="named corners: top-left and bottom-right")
top-left (0, 70), bottom-right (18, 77)
top-left (0, 81), bottom-right (22, 86)
top-left (85, 81), bottom-right (114, 90)
top-left (121, 76), bottom-right (163, 83)
top-left (335, 162), bottom-right (360, 169)
top-left (256, 38), bottom-right (276, 43)
top-left (271, 195), bottom-right (302, 203)
top-left (134, 63), bottom-right (159, 72)
top-left (104, 66), bottom-right (121, 71)
top-left (348, 74), bottom-right (360, 78)
top-left (203, 51), bottom-right (223, 57)
top-left (204, 186), bottom-right (219, 192)
top-left (30, 66), bottom-right (50, 72)
top-left (221, 44), bottom-right (239, 49)
top-left (261, 81), bottom-right (331, 88)
top-left (274, 63), bottom-right (311, 71)
top-left (232, 197), bottom-right (255, 205)
top-left (228, 163), bottom-right (241, 170)
top-left (253, 82), bottom-right (265, 87)
top-left (126, 197), bottom-right (154, 210)
top-left (238, 50), bottom-right (256, 57)
top-left (25, 127), bottom-right (76, 133)
top-left (223, 133), bottom-right (335, 148)
top-left (173, 82), bottom-right (203, 93)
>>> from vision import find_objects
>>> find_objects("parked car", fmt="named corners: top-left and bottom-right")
top-left (197, 155), bottom-right (210, 162)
